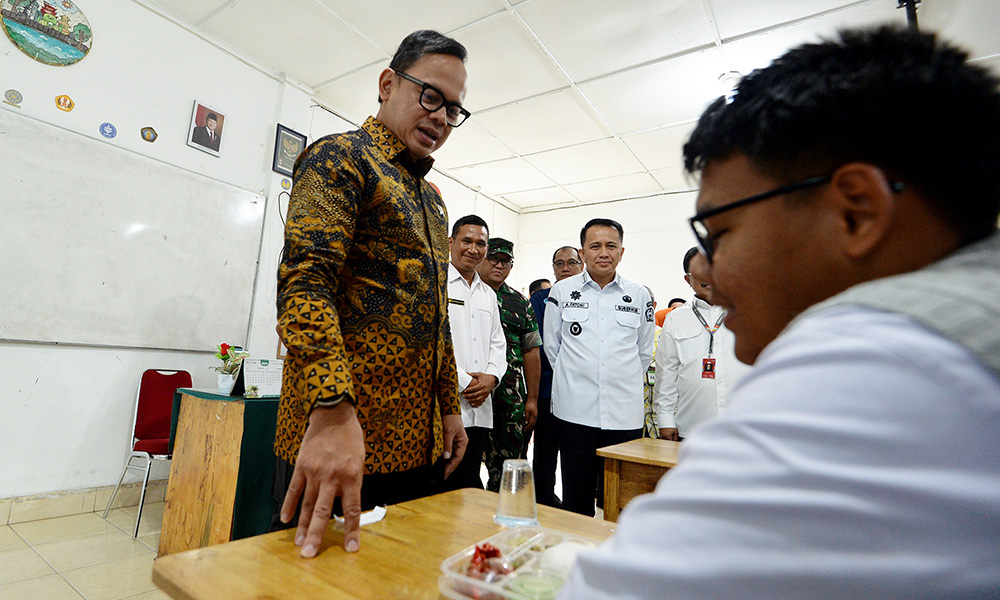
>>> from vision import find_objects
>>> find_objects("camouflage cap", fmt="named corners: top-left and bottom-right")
top-left (487, 237), bottom-right (514, 257)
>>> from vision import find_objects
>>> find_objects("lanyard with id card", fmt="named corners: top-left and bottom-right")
top-left (692, 304), bottom-right (725, 379)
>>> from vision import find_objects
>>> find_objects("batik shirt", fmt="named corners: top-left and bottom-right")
top-left (274, 117), bottom-right (461, 474)
top-left (493, 282), bottom-right (543, 421)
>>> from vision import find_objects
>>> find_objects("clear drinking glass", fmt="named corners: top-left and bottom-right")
top-left (494, 459), bottom-right (539, 527)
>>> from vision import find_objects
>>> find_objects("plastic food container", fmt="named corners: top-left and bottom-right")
top-left (439, 526), bottom-right (600, 600)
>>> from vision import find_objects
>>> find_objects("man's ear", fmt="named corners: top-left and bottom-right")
top-left (377, 69), bottom-right (395, 103)
top-left (828, 162), bottom-right (897, 259)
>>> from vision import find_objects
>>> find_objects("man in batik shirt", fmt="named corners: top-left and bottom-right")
top-left (476, 237), bottom-right (543, 491)
top-left (274, 30), bottom-right (472, 558)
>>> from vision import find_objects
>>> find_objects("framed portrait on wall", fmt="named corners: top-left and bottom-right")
top-left (187, 100), bottom-right (225, 157)
top-left (272, 124), bottom-right (307, 177)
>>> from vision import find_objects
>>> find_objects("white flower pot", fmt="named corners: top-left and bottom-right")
top-left (217, 372), bottom-right (236, 395)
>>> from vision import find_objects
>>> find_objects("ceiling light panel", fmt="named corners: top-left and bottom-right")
top-left (517, 0), bottom-right (715, 82)
top-left (501, 186), bottom-right (579, 209)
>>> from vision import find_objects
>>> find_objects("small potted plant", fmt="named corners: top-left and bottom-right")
top-left (211, 343), bottom-right (249, 395)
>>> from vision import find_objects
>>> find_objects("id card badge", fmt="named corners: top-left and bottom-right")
top-left (702, 357), bottom-right (717, 379)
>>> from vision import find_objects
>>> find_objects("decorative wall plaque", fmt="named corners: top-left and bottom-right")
top-left (0, 0), bottom-right (92, 66)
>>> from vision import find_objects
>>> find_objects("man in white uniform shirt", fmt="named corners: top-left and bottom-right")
top-left (655, 247), bottom-right (750, 440)
top-left (544, 218), bottom-right (655, 516)
top-left (560, 27), bottom-right (1000, 599)
top-left (444, 215), bottom-right (506, 490)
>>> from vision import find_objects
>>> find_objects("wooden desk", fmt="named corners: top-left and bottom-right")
top-left (152, 488), bottom-right (615, 600)
top-left (597, 438), bottom-right (681, 522)
top-left (159, 389), bottom-right (278, 556)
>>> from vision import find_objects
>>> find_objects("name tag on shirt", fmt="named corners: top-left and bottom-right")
top-left (702, 357), bottom-right (716, 379)
top-left (562, 301), bottom-right (589, 309)
top-left (448, 298), bottom-right (464, 306)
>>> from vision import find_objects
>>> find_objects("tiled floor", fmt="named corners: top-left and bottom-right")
top-left (0, 503), bottom-right (170, 600)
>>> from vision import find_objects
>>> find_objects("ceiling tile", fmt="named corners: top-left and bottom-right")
top-left (431, 121), bottom-right (517, 169)
top-left (524, 138), bottom-right (645, 186)
top-left (500, 187), bottom-right (579, 209)
top-left (720, 2), bottom-right (903, 78)
top-left (315, 0), bottom-right (507, 53)
top-left (200, 0), bottom-right (385, 87)
top-left (708, 0), bottom-right (861, 39)
top-left (518, 0), bottom-right (715, 81)
top-left (580, 48), bottom-right (726, 134)
top-left (458, 13), bottom-right (572, 111)
top-left (919, 0), bottom-right (1000, 60)
top-left (150, 0), bottom-right (233, 24)
top-left (451, 157), bottom-right (556, 194)
top-left (314, 63), bottom-right (387, 125)
top-left (563, 173), bottom-right (662, 204)
top-left (475, 89), bottom-right (613, 155)
top-left (651, 167), bottom-right (696, 193)
top-left (622, 122), bottom-right (696, 172)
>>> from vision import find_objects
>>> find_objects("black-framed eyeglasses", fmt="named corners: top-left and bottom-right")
top-left (487, 255), bottom-right (513, 268)
top-left (552, 259), bottom-right (582, 268)
top-left (688, 175), bottom-right (832, 263)
top-left (394, 70), bottom-right (470, 127)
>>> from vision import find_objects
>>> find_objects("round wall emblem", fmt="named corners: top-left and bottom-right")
top-left (99, 122), bottom-right (116, 138)
top-left (141, 127), bottom-right (157, 142)
top-left (3, 88), bottom-right (23, 106)
top-left (55, 94), bottom-right (74, 111)
top-left (0, 0), bottom-right (93, 66)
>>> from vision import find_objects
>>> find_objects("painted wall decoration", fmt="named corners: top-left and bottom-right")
top-left (0, 0), bottom-right (92, 66)
top-left (141, 127), bottom-right (157, 142)
top-left (99, 122), bottom-right (115, 138)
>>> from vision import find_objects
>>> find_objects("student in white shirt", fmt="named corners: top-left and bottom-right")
top-left (544, 218), bottom-right (655, 516)
top-left (444, 214), bottom-right (506, 490)
top-left (559, 26), bottom-right (1000, 599)
top-left (654, 247), bottom-right (750, 440)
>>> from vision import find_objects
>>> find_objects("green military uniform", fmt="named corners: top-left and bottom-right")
top-left (482, 239), bottom-right (543, 491)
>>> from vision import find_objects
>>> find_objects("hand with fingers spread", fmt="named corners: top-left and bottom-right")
top-left (280, 402), bottom-right (365, 558)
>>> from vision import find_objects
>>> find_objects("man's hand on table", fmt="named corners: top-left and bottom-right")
top-left (442, 413), bottom-right (468, 479)
top-left (659, 427), bottom-right (679, 441)
top-left (281, 401), bottom-right (364, 558)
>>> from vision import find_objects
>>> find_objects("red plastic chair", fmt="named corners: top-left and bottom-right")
top-left (103, 369), bottom-right (192, 537)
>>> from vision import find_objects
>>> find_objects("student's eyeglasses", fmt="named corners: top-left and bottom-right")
top-left (394, 71), bottom-right (471, 127)
top-left (688, 175), bottom-right (832, 263)
top-left (487, 255), bottom-right (514, 268)
top-left (553, 259), bottom-right (582, 268)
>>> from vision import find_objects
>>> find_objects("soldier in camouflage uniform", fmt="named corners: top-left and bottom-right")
top-left (476, 238), bottom-right (543, 491)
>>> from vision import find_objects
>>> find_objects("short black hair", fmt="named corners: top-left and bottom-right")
top-left (390, 30), bottom-right (467, 72)
top-left (580, 218), bottom-right (624, 246)
top-left (551, 246), bottom-right (581, 262)
top-left (451, 214), bottom-right (488, 237)
top-left (529, 279), bottom-right (550, 295)
top-left (205, 113), bottom-right (218, 123)
top-left (683, 247), bottom-right (699, 273)
top-left (668, 297), bottom-right (687, 306)
top-left (683, 25), bottom-right (1000, 244)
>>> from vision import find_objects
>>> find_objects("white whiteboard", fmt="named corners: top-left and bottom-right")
top-left (0, 109), bottom-right (265, 351)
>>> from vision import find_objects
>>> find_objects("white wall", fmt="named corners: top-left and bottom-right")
top-left (0, 1), bottom-right (507, 499)
top-left (513, 192), bottom-right (701, 306)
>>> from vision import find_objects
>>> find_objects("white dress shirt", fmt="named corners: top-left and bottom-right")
top-left (559, 305), bottom-right (1000, 599)
top-left (653, 296), bottom-right (751, 436)
top-left (543, 270), bottom-right (655, 430)
top-left (447, 264), bottom-right (506, 428)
